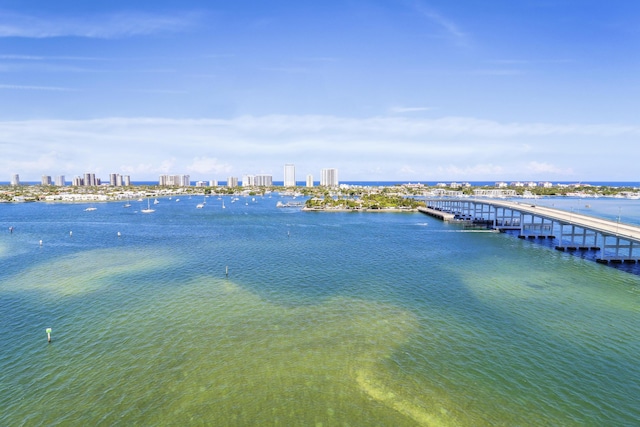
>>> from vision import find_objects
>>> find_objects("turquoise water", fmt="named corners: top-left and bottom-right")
top-left (1, 195), bottom-right (639, 426)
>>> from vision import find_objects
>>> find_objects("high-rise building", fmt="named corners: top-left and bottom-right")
top-left (209, 180), bottom-right (218, 187)
top-left (10, 174), bottom-right (20, 186)
top-left (41, 175), bottom-right (52, 186)
top-left (72, 176), bottom-right (83, 186)
top-left (55, 175), bottom-right (66, 186)
top-left (159, 175), bottom-right (190, 187)
top-left (242, 175), bottom-right (255, 187)
top-left (123, 175), bottom-right (131, 186)
top-left (284, 164), bottom-right (296, 187)
top-left (84, 173), bottom-right (97, 186)
top-left (321, 168), bottom-right (339, 187)
top-left (109, 173), bottom-right (119, 186)
top-left (306, 174), bottom-right (314, 187)
top-left (255, 175), bottom-right (273, 186)
top-left (227, 177), bottom-right (238, 188)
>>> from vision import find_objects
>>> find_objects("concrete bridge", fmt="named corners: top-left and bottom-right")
top-left (421, 199), bottom-right (640, 264)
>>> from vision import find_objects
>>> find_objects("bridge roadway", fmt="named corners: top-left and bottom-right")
top-left (423, 198), bottom-right (640, 263)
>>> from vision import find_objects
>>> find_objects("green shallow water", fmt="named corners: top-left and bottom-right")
top-left (1, 196), bottom-right (639, 426)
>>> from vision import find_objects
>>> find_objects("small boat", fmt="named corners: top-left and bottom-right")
top-left (85, 207), bottom-right (97, 211)
top-left (153, 198), bottom-right (160, 205)
top-left (141, 198), bottom-right (155, 214)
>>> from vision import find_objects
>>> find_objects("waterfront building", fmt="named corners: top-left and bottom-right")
top-left (108, 173), bottom-right (125, 187)
top-left (284, 164), bottom-right (296, 187)
top-left (195, 181), bottom-right (207, 187)
top-left (227, 177), bottom-right (238, 188)
top-left (306, 174), bottom-right (314, 188)
top-left (320, 168), bottom-right (338, 187)
top-left (55, 175), bottom-right (65, 186)
top-left (242, 175), bottom-right (256, 187)
top-left (41, 175), bottom-right (52, 186)
top-left (209, 180), bottom-right (218, 187)
top-left (159, 175), bottom-right (190, 187)
top-left (474, 189), bottom-right (517, 198)
top-left (255, 175), bottom-right (273, 187)
top-left (10, 174), bottom-right (19, 186)
top-left (72, 176), bottom-right (83, 186)
top-left (84, 173), bottom-right (97, 187)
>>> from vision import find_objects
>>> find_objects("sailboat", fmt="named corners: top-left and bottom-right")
top-left (141, 198), bottom-right (155, 214)
top-left (196, 195), bottom-right (207, 209)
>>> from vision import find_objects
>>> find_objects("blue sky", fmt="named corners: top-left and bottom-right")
top-left (1, 1), bottom-right (639, 182)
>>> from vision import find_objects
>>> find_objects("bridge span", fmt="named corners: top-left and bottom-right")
top-left (421, 199), bottom-right (640, 264)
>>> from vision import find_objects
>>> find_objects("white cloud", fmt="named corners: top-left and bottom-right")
top-left (527, 161), bottom-right (573, 176)
top-left (389, 106), bottom-right (434, 114)
top-left (0, 115), bottom-right (637, 181)
top-left (187, 157), bottom-right (233, 175)
top-left (436, 164), bottom-right (506, 178)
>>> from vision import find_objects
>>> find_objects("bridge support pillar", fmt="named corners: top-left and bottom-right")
top-left (555, 223), bottom-right (599, 251)
top-left (597, 235), bottom-right (640, 263)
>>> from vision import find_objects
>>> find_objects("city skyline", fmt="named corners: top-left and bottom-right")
top-left (6, 163), bottom-right (339, 186)
top-left (1, 2), bottom-right (639, 181)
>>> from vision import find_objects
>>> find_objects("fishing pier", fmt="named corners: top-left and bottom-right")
top-left (420, 199), bottom-right (640, 264)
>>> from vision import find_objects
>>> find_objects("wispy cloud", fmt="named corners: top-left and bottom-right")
top-left (389, 106), bottom-right (434, 114)
top-left (0, 11), bottom-right (202, 39)
top-left (0, 54), bottom-right (110, 61)
top-left (0, 84), bottom-right (76, 91)
top-left (412, 2), bottom-right (468, 46)
top-left (132, 89), bottom-right (188, 95)
top-left (471, 69), bottom-right (523, 76)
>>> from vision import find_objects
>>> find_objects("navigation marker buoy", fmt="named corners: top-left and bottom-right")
top-left (70, 231), bottom-right (72, 236)
top-left (117, 231), bottom-right (121, 237)
top-left (46, 328), bottom-right (52, 342)
top-left (39, 240), bottom-right (43, 246)
top-left (225, 266), bottom-right (229, 277)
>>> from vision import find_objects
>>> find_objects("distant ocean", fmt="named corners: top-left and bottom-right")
top-left (1, 194), bottom-right (639, 425)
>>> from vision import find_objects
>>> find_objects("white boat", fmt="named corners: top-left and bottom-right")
top-left (153, 198), bottom-right (160, 205)
top-left (85, 207), bottom-right (97, 211)
top-left (141, 198), bottom-right (155, 214)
